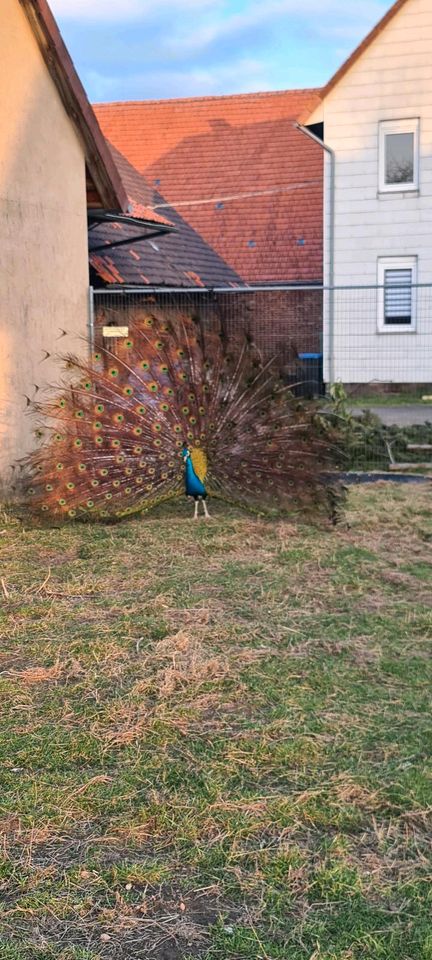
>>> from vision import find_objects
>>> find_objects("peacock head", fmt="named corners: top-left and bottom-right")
top-left (182, 443), bottom-right (191, 462)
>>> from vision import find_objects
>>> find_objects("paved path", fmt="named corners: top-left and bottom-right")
top-left (350, 404), bottom-right (432, 426)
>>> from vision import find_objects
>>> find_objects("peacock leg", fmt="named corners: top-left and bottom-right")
top-left (193, 499), bottom-right (199, 520)
top-left (202, 499), bottom-right (211, 519)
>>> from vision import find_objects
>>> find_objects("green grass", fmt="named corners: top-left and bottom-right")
top-left (0, 486), bottom-right (431, 960)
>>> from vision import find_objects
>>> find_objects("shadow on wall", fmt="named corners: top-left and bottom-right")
top-left (0, 0), bottom-right (90, 485)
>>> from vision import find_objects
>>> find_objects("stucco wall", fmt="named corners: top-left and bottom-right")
top-left (0, 0), bottom-right (90, 487)
top-left (308, 0), bottom-right (432, 384)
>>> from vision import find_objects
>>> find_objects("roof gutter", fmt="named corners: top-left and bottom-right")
top-left (88, 209), bottom-right (175, 251)
top-left (295, 123), bottom-right (335, 384)
top-left (88, 210), bottom-right (173, 227)
top-left (90, 230), bottom-right (173, 253)
top-left (93, 283), bottom-right (324, 294)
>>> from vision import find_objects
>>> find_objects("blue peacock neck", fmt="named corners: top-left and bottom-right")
top-left (185, 457), bottom-right (196, 484)
top-left (183, 446), bottom-right (207, 499)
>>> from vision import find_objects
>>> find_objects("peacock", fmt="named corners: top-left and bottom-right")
top-left (182, 443), bottom-right (211, 519)
top-left (23, 308), bottom-right (343, 522)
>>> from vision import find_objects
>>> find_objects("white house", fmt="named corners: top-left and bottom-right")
top-left (302, 0), bottom-right (432, 387)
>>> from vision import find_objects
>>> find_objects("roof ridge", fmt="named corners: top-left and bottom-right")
top-left (94, 88), bottom-right (321, 109)
top-left (314, 0), bottom-right (410, 103)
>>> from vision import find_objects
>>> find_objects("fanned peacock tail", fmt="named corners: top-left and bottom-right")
top-left (23, 309), bottom-right (344, 521)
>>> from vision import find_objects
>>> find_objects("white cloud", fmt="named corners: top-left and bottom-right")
top-left (50, 0), bottom-right (217, 22)
top-left (86, 58), bottom-right (269, 101)
top-left (50, 0), bottom-right (391, 100)
top-left (50, 0), bottom-right (144, 20)
top-left (155, 0), bottom-right (386, 62)
top-left (51, 0), bottom-right (384, 29)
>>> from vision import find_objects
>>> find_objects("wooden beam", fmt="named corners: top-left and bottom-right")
top-left (407, 444), bottom-right (432, 452)
top-left (390, 462), bottom-right (432, 471)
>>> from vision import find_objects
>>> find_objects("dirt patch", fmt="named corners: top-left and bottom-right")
top-left (2, 874), bottom-right (231, 960)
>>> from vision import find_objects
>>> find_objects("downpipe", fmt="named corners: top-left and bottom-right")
top-left (295, 123), bottom-right (336, 386)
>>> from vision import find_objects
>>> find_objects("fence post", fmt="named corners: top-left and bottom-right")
top-left (327, 151), bottom-right (336, 387)
top-left (88, 285), bottom-right (95, 358)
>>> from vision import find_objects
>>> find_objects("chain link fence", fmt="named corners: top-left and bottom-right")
top-left (92, 285), bottom-right (432, 474)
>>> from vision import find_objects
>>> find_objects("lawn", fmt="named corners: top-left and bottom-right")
top-left (0, 485), bottom-right (431, 960)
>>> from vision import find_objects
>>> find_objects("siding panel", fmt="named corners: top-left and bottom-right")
top-left (316, 0), bottom-right (432, 383)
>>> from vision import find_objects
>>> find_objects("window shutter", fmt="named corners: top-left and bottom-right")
top-left (384, 269), bottom-right (412, 324)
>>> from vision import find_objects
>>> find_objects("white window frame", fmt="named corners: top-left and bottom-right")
top-left (379, 118), bottom-right (419, 193)
top-left (377, 256), bottom-right (417, 333)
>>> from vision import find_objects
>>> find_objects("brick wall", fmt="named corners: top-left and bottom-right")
top-left (215, 289), bottom-right (323, 370)
top-left (94, 287), bottom-right (323, 380)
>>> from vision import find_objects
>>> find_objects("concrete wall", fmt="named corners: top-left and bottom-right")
top-left (0, 0), bottom-right (90, 487)
top-left (308, 0), bottom-right (432, 385)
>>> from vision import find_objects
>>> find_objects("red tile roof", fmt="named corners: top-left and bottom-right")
top-left (127, 200), bottom-right (170, 225)
top-left (108, 147), bottom-right (173, 227)
top-left (94, 89), bottom-right (323, 284)
top-left (90, 147), bottom-right (242, 288)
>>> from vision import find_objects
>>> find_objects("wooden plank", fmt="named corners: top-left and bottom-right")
top-left (390, 462), bottom-right (432, 471)
top-left (102, 326), bottom-right (129, 338)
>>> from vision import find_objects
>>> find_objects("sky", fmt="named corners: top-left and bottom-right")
top-left (50, 0), bottom-right (393, 103)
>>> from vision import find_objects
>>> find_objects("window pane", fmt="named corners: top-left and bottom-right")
top-left (385, 132), bottom-right (414, 184)
top-left (384, 269), bottom-right (412, 325)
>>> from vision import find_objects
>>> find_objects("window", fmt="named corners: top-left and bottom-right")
top-left (377, 257), bottom-right (417, 332)
top-left (379, 119), bottom-right (419, 192)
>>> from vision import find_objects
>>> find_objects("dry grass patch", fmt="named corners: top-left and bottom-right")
top-left (0, 485), bottom-right (431, 959)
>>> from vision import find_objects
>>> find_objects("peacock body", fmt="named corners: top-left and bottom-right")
top-left (182, 444), bottom-right (210, 518)
top-left (24, 309), bottom-right (342, 521)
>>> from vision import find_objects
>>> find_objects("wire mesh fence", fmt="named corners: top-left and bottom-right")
top-left (329, 283), bottom-right (432, 389)
top-left (92, 284), bottom-right (432, 474)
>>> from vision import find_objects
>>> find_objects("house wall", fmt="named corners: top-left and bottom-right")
top-left (0, 0), bottom-right (90, 488)
top-left (308, 0), bottom-right (432, 385)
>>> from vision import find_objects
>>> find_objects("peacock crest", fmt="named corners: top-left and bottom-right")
top-left (23, 309), bottom-right (342, 521)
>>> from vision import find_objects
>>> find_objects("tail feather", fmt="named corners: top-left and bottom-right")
top-left (23, 309), bottom-right (344, 521)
